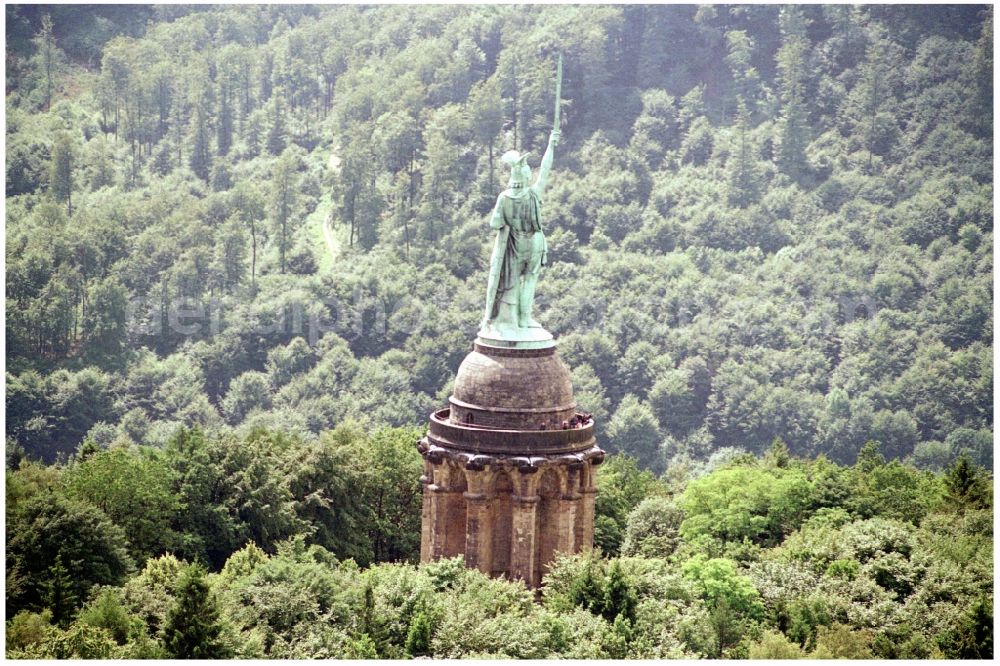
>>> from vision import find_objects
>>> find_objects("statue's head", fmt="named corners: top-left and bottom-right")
top-left (501, 150), bottom-right (531, 189)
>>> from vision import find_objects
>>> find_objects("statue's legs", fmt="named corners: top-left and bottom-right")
top-left (494, 276), bottom-right (521, 333)
top-left (517, 232), bottom-right (545, 328)
top-left (518, 275), bottom-right (541, 328)
top-left (494, 297), bottom-right (520, 332)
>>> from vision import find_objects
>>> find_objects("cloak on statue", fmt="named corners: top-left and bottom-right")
top-left (482, 151), bottom-right (548, 328)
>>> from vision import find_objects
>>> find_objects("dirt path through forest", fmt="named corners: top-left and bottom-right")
top-left (322, 150), bottom-right (342, 264)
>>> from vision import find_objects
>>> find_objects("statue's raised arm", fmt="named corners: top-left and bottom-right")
top-left (533, 53), bottom-right (562, 198)
top-left (479, 56), bottom-right (562, 348)
top-left (532, 129), bottom-right (559, 198)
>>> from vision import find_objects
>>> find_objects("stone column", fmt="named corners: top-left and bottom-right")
top-left (559, 465), bottom-right (583, 555)
top-left (463, 469), bottom-right (492, 574)
top-left (428, 484), bottom-right (455, 561)
top-left (578, 463), bottom-right (598, 552)
top-left (419, 461), bottom-right (434, 563)
top-left (509, 468), bottom-right (539, 586)
top-left (430, 464), bottom-right (466, 560)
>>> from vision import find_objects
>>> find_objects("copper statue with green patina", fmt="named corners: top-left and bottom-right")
top-left (480, 56), bottom-right (562, 345)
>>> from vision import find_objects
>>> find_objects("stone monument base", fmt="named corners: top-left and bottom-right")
top-left (476, 324), bottom-right (555, 350)
top-left (416, 335), bottom-right (604, 588)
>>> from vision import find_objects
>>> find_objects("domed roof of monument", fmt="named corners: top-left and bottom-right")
top-left (449, 343), bottom-right (576, 430)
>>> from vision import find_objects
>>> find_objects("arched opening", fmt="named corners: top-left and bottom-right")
top-left (490, 470), bottom-right (513, 577)
top-left (534, 468), bottom-right (562, 587)
top-left (443, 463), bottom-right (467, 558)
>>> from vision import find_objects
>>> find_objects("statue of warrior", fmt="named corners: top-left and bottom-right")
top-left (481, 56), bottom-right (562, 337)
top-left (480, 131), bottom-right (560, 334)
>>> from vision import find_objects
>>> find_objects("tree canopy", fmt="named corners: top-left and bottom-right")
top-left (4, 4), bottom-right (993, 660)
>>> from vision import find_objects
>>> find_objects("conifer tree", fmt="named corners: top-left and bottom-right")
top-left (726, 98), bottom-right (758, 208)
top-left (764, 438), bottom-right (791, 468)
top-left (968, 7), bottom-right (993, 138)
top-left (855, 440), bottom-right (885, 472)
top-left (944, 453), bottom-right (989, 509)
top-left (404, 606), bottom-right (432, 657)
top-left (950, 596), bottom-right (993, 659)
top-left (606, 613), bottom-right (633, 658)
top-left (49, 132), bottom-right (74, 215)
top-left (188, 105), bottom-right (212, 182)
top-left (570, 559), bottom-right (605, 613)
top-left (775, 6), bottom-right (810, 180)
top-left (167, 78), bottom-right (188, 168)
top-left (216, 82), bottom-right (233, 157)
top-left (265, 97), bottom-right (287, 155)
top-left (270, 150), bottom-right (298, 273)
top-left (360, 581), bottom-right (375, 637)
top-left (602, 560), bottom-right (637, 624)
top-left (162, 564), bottom-right (231, 658)
top-left (44, 554), bottom-right (78, 627)
top-left (845, 27), bottom-right (904, 175)
top-left (724, 30), bottom-right (760, 116)
top-left (35, 14), bottom-right (56, 111)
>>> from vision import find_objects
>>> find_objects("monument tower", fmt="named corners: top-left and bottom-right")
top-left (416, 56), bottom-right (605, 588)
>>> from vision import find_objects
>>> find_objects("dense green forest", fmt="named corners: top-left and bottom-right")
top-left (4, 3), bottom-right (994, 660)
top-left (6, 3), bottom-right (993, 470)
top-left (6, 430), bottom-right (993, 658)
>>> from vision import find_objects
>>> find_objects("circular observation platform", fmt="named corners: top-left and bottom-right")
top-left (425, 407), bottom-right (596, 456)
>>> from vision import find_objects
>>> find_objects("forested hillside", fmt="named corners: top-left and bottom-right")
top-left (6, 4), bottom-right (992, 470)
top-left (4, 4), bottom-right (994, 660)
